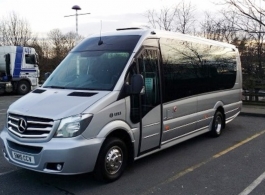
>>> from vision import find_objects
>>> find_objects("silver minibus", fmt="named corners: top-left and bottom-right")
top-left (0, 28), bottom-right (242, 182)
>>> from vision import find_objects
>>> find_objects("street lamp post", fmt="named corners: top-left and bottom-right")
top-left (64, 5), bottom-right (90, 38)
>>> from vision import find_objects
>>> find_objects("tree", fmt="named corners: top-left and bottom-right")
top-left (222, 0), bottom-right (265, 28)
top-left (0, 12), bottom-right (32, 46)
top-left (222, 0), bottom-right (265, 79)
top-left (200, 12), bottom-right (225, 41)
top-left (48, 29), bottom-right (66, 57)
top-left (199, 10), bottom-right (241, 43)
top-left (47, 29), bottom-right (84, 70)
top-left (174, 1), bottom-right (196, 34)
top-left (146, 0), bottom-right (197, 34)
top-left (146, 7), bottom-right (177, 31)
top-left (27, 37), bottom-right (53, 82)
top-left (64, 32), bottom-right (76, 52)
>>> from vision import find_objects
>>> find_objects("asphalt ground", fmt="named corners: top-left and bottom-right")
top-left (0, 95), bottom-right (265, 195)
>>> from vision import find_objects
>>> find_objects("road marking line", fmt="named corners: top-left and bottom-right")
top-left (141, 129), bottom-right (265, 195)
top-left (0, 169), bottom-right (18, 176)
top-left (166, 130), bottom-right (265, 184)
top-left (213, 132), bottom-right (263, 158)
top-left (238, 171), bottom-right (265, 195)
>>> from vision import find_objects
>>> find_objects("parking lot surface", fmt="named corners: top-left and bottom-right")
top-left (0, 95), bottom-right (265, 195)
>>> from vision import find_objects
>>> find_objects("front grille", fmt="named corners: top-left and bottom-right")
top-left (8, 113), bottom-right (54, 139)
top-left (7, 140), bottom-right (43, 154)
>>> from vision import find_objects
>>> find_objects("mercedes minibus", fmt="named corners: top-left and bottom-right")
top-left (0, 28), bottom-right (242, 182)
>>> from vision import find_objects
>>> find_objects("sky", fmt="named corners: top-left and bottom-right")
top-left (0, 0), bottom-right (219, 38)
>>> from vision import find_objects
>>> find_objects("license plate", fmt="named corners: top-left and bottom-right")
top-left (12, 151), bottom-right (35, 164)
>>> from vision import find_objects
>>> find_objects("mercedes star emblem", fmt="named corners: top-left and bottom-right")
top-left (18, 118), bottom-right (27, 133)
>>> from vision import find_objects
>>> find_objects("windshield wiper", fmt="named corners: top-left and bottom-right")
top-left (43, 86), bottom-right (65, 89)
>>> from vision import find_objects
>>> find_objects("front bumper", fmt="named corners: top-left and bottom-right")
top-left (0, 128), bottom-right (104, 175)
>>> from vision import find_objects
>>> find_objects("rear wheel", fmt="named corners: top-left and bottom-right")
top-left (17, 80), bottom-right (30, 95)
top-left (210, 111), bottom-right (224, 137)
top-left (94, 137), bottom-right (128, 182)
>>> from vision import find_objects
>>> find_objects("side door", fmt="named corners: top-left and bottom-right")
top-left (132, 48), bottom-right (163, 154)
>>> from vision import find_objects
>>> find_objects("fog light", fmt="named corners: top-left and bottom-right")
top-left (56, 164), bottom-right (63, 171)
top-left (46, 162), bottom-right (64, 171)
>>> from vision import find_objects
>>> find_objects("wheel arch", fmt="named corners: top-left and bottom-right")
top-left (96, 120), bottom-right (135, 165)
top-left (213, 101), bottom-right (226, 129)
top-left (12, 78), bottom-right (32, 91)
top-left (12, 77), bottom-right (32, 85)
top-left (106, 129), bottom-right (135, 165)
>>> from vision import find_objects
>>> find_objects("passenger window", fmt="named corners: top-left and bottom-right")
top-left (160, 38), bottom-right (237, 103)
top-left (139, 50), bottom-right (161, 116)
top-left (128, 61), bottom-right (140, 123)
top-left (130, 49), bottom-right (161, 123)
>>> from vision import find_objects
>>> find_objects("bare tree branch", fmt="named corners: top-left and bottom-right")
top-left (145, 0), bottom-right (197, 34)
top-left (223, 0), bottom-right (265, 27)
top-left (0, 11), bottom-right (32, 46)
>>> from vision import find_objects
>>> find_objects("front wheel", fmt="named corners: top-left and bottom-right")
top-left (210, 111), bottom-right (224, 137)
top-left (94, 137), bottom-right (128, 182)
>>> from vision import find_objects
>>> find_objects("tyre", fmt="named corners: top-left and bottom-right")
top-left (94, 137), bottom-right (128, 182)
top-left (17, 81), bottom-right (30, 95)
top-left (210, 111), bottom-right (224, 137)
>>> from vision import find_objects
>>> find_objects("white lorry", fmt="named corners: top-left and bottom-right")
top-left (0, 46), bottom-right (39, 95)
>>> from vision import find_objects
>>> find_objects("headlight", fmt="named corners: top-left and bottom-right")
top-left (54, 114), bottom-right (93, 138)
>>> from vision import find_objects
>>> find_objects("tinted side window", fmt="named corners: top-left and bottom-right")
top-left (127, 62), bottom-right (140, 124)
top-left (138, 50), bottom-right (161, 117)
top-left (129, 49), bottom-right (161, 123)
top-left (160, 38), bottom-right (237, 103)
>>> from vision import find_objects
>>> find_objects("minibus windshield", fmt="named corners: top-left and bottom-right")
top-left (43, 35), bottom-right (140, 91)
top-left (43, 51), bottom-right (130, 90)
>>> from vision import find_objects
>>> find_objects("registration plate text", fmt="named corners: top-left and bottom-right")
top-left (12, 151), bottom-right (35, 164)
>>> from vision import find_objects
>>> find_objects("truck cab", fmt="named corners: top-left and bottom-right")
top-left (0, 46), bottom-right (39, 95)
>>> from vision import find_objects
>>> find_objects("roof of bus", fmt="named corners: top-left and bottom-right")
top-left (89, 28), bottom-right (236, 49)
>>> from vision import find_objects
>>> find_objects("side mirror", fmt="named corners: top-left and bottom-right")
top-left (44, 72), bottom-right (51, 80)
top-left (129, 74), bottom-right (144, 95)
